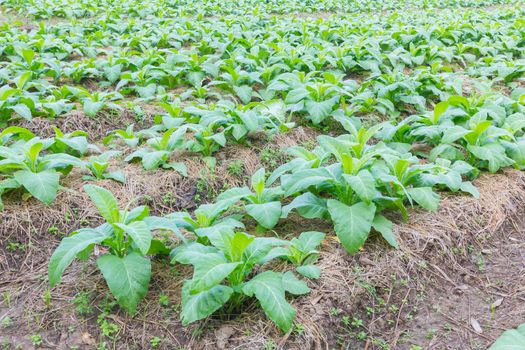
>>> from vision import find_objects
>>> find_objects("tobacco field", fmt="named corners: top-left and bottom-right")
top-left (0, 0), bottom-right (525, 349)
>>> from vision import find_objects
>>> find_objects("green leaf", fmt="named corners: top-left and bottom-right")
top-left (407, 187), bottom-right (440, 211)
top-left (305, 99), bottom-right (337, 124)
top-left (282, 168), bottom-right (333, 196)
top-left (468, 143), bottom-right (515, 173)
top-left (180, 282), bottom-right (233, 325)
top-left (441, 125), bottom-right (470, 144)
top-left (14, 71), bottom-right (31, 90)
top-left (251, 168), bottom-right (266, 196)
top-left (433, 101), bottom-right (449, 124)
top-left (11, 104), bottom-right (32, 121)
top-left (295, 231), bottom-right (325, 252)
top-left (296, 265), bottom-right (321, 279)
top-left (281, 192), bottom-right (328, 219)
top-left (114, 221), bottom-right (152, 255)
top-left (460, 181), bottom-right (480, 198)
top-left (343, 169), bottom-right (378, 203)
top-left (83, 100), bottom-right (104, 117)
top-left (233, 85), bottom-right (253, 104)
top-left (48, 228), bottom-right (110, 287)
top-left (327, 200), bottom-right (376, 254)
top-left (489, 323), bottom-right (525, 350)
top-left (142, 151), bottom-right (168, 170)
top-left (147, 239), bottom-right (170, 255)
top-left (282, 271), bottom-right (310, 294)
top-left (163, 161), bottom-right (188, 176)
top-left (242, 271), bottom-right (297, 332)
top-left (14, 169), bottom-right (60, 204)
top-left (245, 201), bottom-right (281, 229)
top-left (84, 184), bottom-right (120, 223)
top-left (189, 255), bottom-right (240, 293)
top-left (372, 215), bottom-right (398, 249)
top-left (104, 171), bottom-right (126, 183)
top-left (97, 252), bottom-right (151, 313)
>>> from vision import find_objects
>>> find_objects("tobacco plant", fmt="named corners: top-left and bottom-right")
top-left (48, 185), bottom-right (162, 312)
top-left (171, 229), bottom-right (309, 332)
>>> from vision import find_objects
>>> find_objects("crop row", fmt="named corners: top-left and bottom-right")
top-left (0, 0), bottom-right (519, 19)
top-left (0, 8), bottom-right (524, 124)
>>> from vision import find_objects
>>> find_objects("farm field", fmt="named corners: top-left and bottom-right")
top-left (0, 0), bottom-right (525, 349)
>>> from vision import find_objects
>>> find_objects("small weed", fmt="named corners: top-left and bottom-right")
top-left (6, 241), bottom-right (26, 252)
top-left (30, 334), bottom-right (42, 346)
top-left (425, 328), bottom-right (437, 340)
top-left (329, 307), bottom-right (340, 316)
top-left (162, 193), bottom-right (177, 206)
top-left (97, 314), bottom-right (119, 339)
top-left (264, 339), bottom-right (276, 350)
top-left (357, 331), bottom-right (367, 340)
top-left (295, 323), bottom-right (305, 335)
top-left (42, 289), bottom-right (51, 308)
top-left (351, 317), bottom-right (364, 328)
top-left (227, 160), bottom-right (244, 177)
top-left (2, 292), bottom-right (11, 307)
top-left (260, 148), bottom-right (282, 169)
top-left (150, 336), bottom-right (161, 348)
top-left (72, 292), bottom-right (93, 315)
top-left (1, 316), bottom-right (12, 328)
top-left (158, 294), bottom-right (170, 307)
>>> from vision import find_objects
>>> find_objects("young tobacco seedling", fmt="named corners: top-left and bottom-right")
top-left (216, 168), bottom-right (283, 229)
top-left (166, 199), bottom-right (244, 239)
top-left (48, 127), bottom-right (99, 156)
top-left (171, 230), bottom-right (309, 332)
top-left (83, 151), bottom-right (125, 183)
top-left (267, 231), bottom-right (325, 279)
top-left (125, 127), bottom-right (187, 171)
top-left (0, 138), bottom-right (84, 207)
top-left (48, 185), bottom-right (167, 313)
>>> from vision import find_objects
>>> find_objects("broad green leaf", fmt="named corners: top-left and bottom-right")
top-left (242, 271), bottom-right (296, 332)
top-left (48, 228), bottom-right (110, 287)
top-left (281, 192), bottom-right (328, 219)
top-left (84, 184), bottom-right (120, 223)
top-left (468, 143), bottom-right (515, 173)
top-left (233, 85), bottom-right (253, 104)
top-left (433, 101), bottom-right (449, 124)
top-left (251, 168), bottom-right (266, 196)
top-left (245, 201), bottom-right (281, 229)
top-left (441, 125), bottom-right (470, 144)
top-left (83, 100), bottom-right (104, 117)
top-left (97, 252), bottom-right (151, 313)
top-left (11, 104), bottom-right (32, 121)
top-left (296, 265), bottom-right (321, 279)
top-left (295, 231), bottom-right (325, 252)
top-left (305, 98), bottom-right (337, 124)
top-left (282, 168), bottom-right (333, 196)
top-left (282, 271), bottom-right (310, 295)
top-left (114, 221), bottom-right (152, 255)
top-left (243, 237), bottom-right (287, 266)
top-left (189, 255), bottom-right (240, 293)
top-left (460, 181), bottom-right (480, 198)
top-left (489, 323), bottom-right (525, 350)
top-left (180, 282), bottom-right (233, 325)
top-left (225, 231), bottom-right (254, 262)
top-left (14, 169), bottom-right (60, 204)
top-left (14, 71), bottom-right (31, 90)
top-left (142, 151), bottom-right (168, 170)
top-left (343, 170), bottom-right (378, 203)
top-left (327, 200), bottom-right (376, 254)
top-left (407, 187), bottom-right (440, 211)
top-left (372, 214), bottom-right (398, 249)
